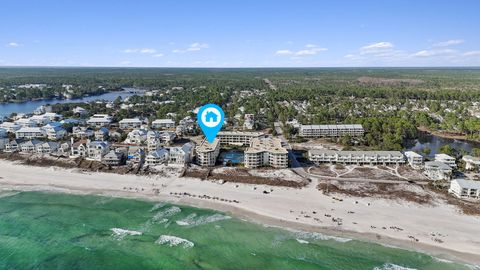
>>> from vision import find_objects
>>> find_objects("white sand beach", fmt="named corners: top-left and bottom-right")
top-left (1, 159), bottom-right (479, 265)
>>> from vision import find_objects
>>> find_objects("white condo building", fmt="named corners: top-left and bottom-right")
top-left (299, 124), bottom-right (364, 138)
top-left (152, 119), bottom-right (175, 129)
top-left (404, 151), bottom-right (424, 169)
top-left (87, 114), bottom-right (112, 128)
top-left (119, 118), bottom-right (142, 129)
top-left (15, 127), bottom-right (46, 139)
top-left (308, 149), bottom-right (405, 165)
top-left (195, 138), bottom-right (220, 167)
top-left (244, 137), bottom-right (289, 168)
top-left (449, 179), bottom-right (480, 199)
top-left (435, 153), bottom-right (457, 168)
top-left (424, 161), bottom-right (452, 181)
top-left (217, 131), bottom-right (264, 146)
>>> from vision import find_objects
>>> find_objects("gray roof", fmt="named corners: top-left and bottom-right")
top-left (424, 161), bottom-right (452, 170)
top-left (452, 179), bottom-right (480, 189)
top-left (301, 124), bottom-right (364, 130)
top-left (309, 149), bottom-right (404, 158)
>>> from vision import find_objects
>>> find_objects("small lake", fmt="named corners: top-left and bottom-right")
top-left (0, 88), bottom-right (142, 118)
top-left (406, 132), bottom-right (480, 158)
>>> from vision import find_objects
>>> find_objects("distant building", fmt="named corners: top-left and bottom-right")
top-left (243, 114), bottom-right (255, 130)
top-left (462, 155), bottom-right (480, 171)
top-left (244, 137), bottom-right (289, 168)
top-left (435, 153), bottom-right (457, 168)
top-left (29, 115), bottom-right (51, 126)
top-left (299, 124), bottom-right (364, 138)
top-left (169, 142), bottom-right (194, 165)
top-left (43, 125), bottom-right (67, 140)
top-left (87, 114), bottom-right (112, 128)
top-left (94, 127), bottom-right (109, 141)
top-left (0, 122), bottom-right (21, 132)
top-left (308, 150), bottom-right (405, 165)
top-left (217, 131), bottom-right (264, 146)
top-left (424, 161), bottom-right (452, 181)
top-left (152, 119), bottom-right (175, 129)
top-left (15, 118), bottom-right (37, 128)
top-left (42, 112), bottom-right (63, 121)
top-left (15, 127), bottom-right (46, 139)
top-left (72, 126), bottom-right (94, 138)
top-left (125, 129), bottom-right (148, 145)
top-left (145, 148), bottom-right (169, 166)
top-left (404, 151), bottom-right (424, 169)
top-left (70, 140), bottom-right (87, 158)
top-left (119, 118), bottom-right (142, 129)
top-left (4, 139), bottom-right (24, 153)
top-left (195, 138), bottom-right (220, 167)
top-left (73, 106), bottom-right (88, 115)
top-left (449, 179), bottom-right (480, 199)
top-left (0, 128), bottom-right (7, 138)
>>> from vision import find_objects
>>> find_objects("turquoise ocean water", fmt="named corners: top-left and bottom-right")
top-left (0, 191), bottom-right (476, 270)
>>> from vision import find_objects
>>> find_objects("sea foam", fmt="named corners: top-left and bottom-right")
top-left (293, 230), bottom-right (352, 243)
top-left (373, 263), bottom-right (417, 270)
top-left (152, 206), bottom-right (181, 222)
top-left (110, 228), bottom-right (142, 240)
top-left (175, 213), bottom-right (231, 227)
top-left (155, 235), bottom-right (194, 249)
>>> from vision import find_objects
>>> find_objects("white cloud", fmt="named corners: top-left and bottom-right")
top-left (6, 42), bottom-right (20, 48)
top-left (412, 49), bottom-right (456, 57)
top-left (276, 44), bottom-right (327, 57)
top-left (173, 42), bottom-right (209, 53)
top-left (433, 39), bottom-right (464, 47)
top-left (123, 48), bottom-right (157, 54)
top-left (275, 49), bottom-right (293, 55)
top-left (152, 53), bottom-right (164, 57)
top-left (360, 41), bottom-right (394, 52)
top-left (463, 51), bottom-right (480, 56)
top-left (120, 60), bottom-right (132, 65)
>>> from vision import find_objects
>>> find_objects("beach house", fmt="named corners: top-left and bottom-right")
top-left (87, 114), bottom-right (112, 128)
top-left (94, 127), bottom-right (109, 141)
top-left (102, 149), bottom-right (126, 166)
top-left (119, 118), bottom-right (143, 129)
top-left (449, 179), bottom-right (480, 199)
top-left (86, 141), bottom-right (110, 161)
top-left (404, 151), bottom-right (424, 169)
top-left (168, 142), bottom-right (194, 165)
top-left (435, 153), bottom-right (457, 168)
top-left (424, 161), bottom-right (453, 181)
top-left (145, 148), bottom-right (169, 166)
top-left (15, 127), bottom-right (46, 139)
top-left (126, 146), bottom-right (145, 166)
top-left (462, 155), bottom-right (480, 171)
top-left (125, 129), bottom-right (148, 145)
top-left (36, 141), bottom-right (60, 154)
top-left (151, 119), bottom-right (175, 129)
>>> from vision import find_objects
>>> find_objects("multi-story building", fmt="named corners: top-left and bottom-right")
top-left (449, 179), bottom-right (480, 199)
top-left (424, 161), bottom-right (452, 181)
top-left (103, 149), bottom-right (126, 166)
top-left (243, 114), bottom-right (255, 130)
top-left (86, 141), bottom-right (110, 161)
top-left (94, 127), bottom-right (109, 141)
top-left (244, 137), bottom-right (288, 168)
top-left (43, 125), bottom-right (67, 140)
top-left (29, 115), bottom-right (51, 126)
top-left (15, 127), bottom-right (46, 139)
top-left (86, 114), bottom-right (112, 128)
top-left (145, 148), bottom-right (169, 166)
top-left (169, 142), bottom-right (194, 165)
top-left (36, 141), bottom-right (60, 154)
top-left (462, 155), bottom-right (480, 171)
top-left (217, 131), bottom-right (264, 146)
top-left (308, 150), bottom-right (405, 165)
top-left (70, 140), bottom-right (87, 158)
top-left (72, 126), bottom-right (94, 138)
top-left (435, 153), bottom-right (457, 168)
top-left (126, 146), bottom-right (145, 166)
top-left (125, 129), bottom-right (148, 145)
top-left (0, 122), bottom-right (21, 132)
top-left (15, 118), bottom-right (37, 128)
top-left (4, 139), bottom-right (24, 153)
top-left (195, 138), bottom-right (220, 167)
top-left (151, 119), bottom-right (175, 129)
top-left (404, 151), bottom-right (424, 169)
top-left (299, 124), bottom-right (364, 138)
top-left (19, 139), bottom-right (43, 153)
top-left (119, 118), bottom-right (143, 129)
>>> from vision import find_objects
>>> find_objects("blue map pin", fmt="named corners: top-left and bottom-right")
top-left (197, 104), bottom-right (225, 143)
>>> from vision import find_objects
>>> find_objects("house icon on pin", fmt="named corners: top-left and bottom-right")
top-left (205, 111), bottom-right (218, 123)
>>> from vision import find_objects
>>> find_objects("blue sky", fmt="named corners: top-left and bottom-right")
top-left (1, 0), bottom-right (479, 67)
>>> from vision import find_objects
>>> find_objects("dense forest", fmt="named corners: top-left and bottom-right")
top-left (3, 67), bottom-right (480, 150)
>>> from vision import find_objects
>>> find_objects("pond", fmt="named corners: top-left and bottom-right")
top-left (0, 88), bottom-right (143, 118)
top-left (406, 132), bottom-right (480, 158)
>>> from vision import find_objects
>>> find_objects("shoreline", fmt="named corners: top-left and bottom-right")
top-left (1, 160), bottom-right (480, 266)
top-left (417, 126), bottom-right (480, 144)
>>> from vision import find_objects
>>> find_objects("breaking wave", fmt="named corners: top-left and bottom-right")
top-left (293, 231), bottom-right (352, 243)
top-left (373, 263), bottom-right (417, 270)
top-left (155, 235), bottom-right (194, 249)
top-left (152, 206), bottom-right (181, 222)
top-left (110, 228), bottom-right (142, 240)
top-left (175, 213), bottom-right (231, 227)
